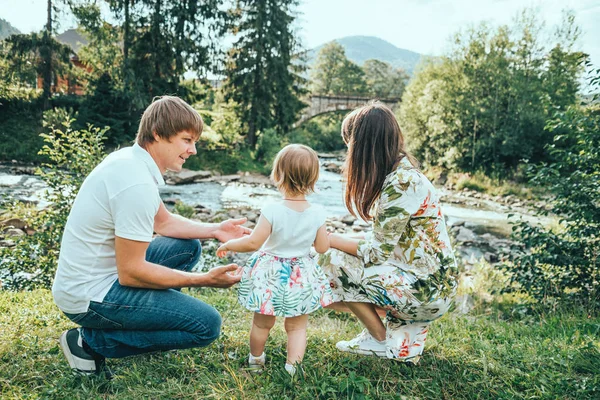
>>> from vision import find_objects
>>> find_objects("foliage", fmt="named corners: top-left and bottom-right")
top-left (4, 32), bottom-right (72, 95)
top-left (398, 10), bottom-right (585, 176)
top-left (77, 72), bottom-right (135, 148)
top-left (70, 2), bottom-right (124, 87)
top-left (224, 0), bottom-right (307, 148)
top-left (310, 41), bottom-right (367, 96)
top-left (254, 128), bottom-right (282, 167)
top-left (0, 110), bottom-right (107, 289)
top-left (172, 200), bottom-right (196, 219)
top-left (505, 76), bottom-right (600, 307)
top-left (446, 171), bottom-right (538, 198)
top-left (287, 113), bottom-right (346, 152)
top-left (1, 288), bottom-right (599, 399)
top-left (104, 0), bottom-right (229, 108)
top-left (362, 59), bottom-right (409, 98)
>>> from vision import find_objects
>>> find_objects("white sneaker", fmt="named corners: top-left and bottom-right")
top-left (248, 352), bottom-right (265, 372)
top-left (284, 363), bottom-right (296, 376)
top-left (335, 329), bottom-right (386, 357)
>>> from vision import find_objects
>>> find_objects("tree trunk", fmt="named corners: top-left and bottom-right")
top-left (123, 0), bottom-right (130, 62)
top-left (42, 0), bottom-right (53, 110)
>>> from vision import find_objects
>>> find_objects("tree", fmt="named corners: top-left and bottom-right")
top-left (78, 72), bottom-right (133, 147)
top-left (398, 9), bottom-right (585, 176)
top-left (101, 0), bottom-right (229, 107)
top-left (5, 32), bottom-right (72, 101)
top-left (362, 59), bottom-right (409, 98)
top-left (310, 41), bottom-right (367, 96)
top-left (505, 68), bottom-right (600, 306)
top-left (4, 0), bottom-right (72, 108)
top-left (224, 0), bottom-right (307, 148)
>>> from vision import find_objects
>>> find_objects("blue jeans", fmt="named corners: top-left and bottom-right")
top-left (63, 237), bottom-right (221, 359)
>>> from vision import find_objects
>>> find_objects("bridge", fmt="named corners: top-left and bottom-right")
top-left (296, 94), bottom-right (401, 125)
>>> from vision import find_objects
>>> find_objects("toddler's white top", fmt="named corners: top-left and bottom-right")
top-left (259, 201), bottom-right (327, 258)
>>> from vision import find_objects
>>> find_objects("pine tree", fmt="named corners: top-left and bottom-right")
top-left (224, 0), bottom-right (307, 148)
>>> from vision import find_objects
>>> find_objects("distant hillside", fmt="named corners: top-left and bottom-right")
top-left (56, 29), bottom-right (89, 53)
top-left (307, 36), bottom-right (422, 75)
top-left (0, 18), bottom-right (21, 40)
top-left (308, 36), bottom-right (421, 75)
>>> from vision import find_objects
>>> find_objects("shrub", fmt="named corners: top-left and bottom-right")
top-left (504, 98), bottom-right (599, 309)
top-left (287, 113), bottom-right (345, 152)
top-left (0, 110), bottom-right (107, 289)
top-left (172, 200), bottom-right (195, 219)
top-left (254, 128), bottom-right (282, 167)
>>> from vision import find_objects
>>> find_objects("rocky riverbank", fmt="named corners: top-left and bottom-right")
top-left (2, 161), bottom-right (551, 272)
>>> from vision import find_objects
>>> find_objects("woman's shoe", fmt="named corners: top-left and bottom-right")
top-left (335, 329), bottom-right (386, 357)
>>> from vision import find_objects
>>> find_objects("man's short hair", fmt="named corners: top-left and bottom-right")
top-left (136, 96), bottom-right (203, 148)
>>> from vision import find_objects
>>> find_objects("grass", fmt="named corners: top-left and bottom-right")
top-left (447, 171), bottom-right (543, 199)
top-left (0, 288), bottom-right (598, 399)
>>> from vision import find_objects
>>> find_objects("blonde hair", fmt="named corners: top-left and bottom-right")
top-left (136, 96), bottom-right (203, 148)
top-left (271, 144), bottom-right (320, 196)
top-left (342, 101), bottom-right (419, 221)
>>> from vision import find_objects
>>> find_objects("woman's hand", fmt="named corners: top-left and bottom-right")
top-left (214, 218), bottom-right (252, 242)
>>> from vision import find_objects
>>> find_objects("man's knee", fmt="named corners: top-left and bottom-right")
top-left (193, 307), bottom-right (222, 345)
top-left (176, 238), bottom-right (202, 271)
top-left (183, 239), bottom-right (202, 264)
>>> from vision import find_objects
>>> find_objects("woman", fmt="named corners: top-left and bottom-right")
top-left (319, 102), bottom-right (458, 363)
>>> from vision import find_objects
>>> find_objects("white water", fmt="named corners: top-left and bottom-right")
top-left (1, 164), bottom-right (525, 238)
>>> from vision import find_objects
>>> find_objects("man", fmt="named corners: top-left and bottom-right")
top-left (52, 96), bottom-right (250, 376)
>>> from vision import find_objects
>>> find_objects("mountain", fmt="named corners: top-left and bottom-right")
top-left (307, 36), bottom-right (422, 75)
top-left (0, 18), bottom-right (21, 40)
top-left (56, 29), bottom-right (89, 53)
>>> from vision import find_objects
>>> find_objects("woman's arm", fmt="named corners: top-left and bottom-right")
top-left (216, 215), bottom-right (271, 257)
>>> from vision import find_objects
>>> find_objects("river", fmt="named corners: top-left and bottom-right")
top-left (1, 162), bottom-right (525, 243)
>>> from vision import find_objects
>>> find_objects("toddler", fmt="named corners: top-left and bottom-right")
top-left (217, 144), bottom-right (333, 375)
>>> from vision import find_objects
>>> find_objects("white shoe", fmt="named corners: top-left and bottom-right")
top-left (248, 352), bottom-right (265, 372)
top-left (284, 363), bottom-right (296, 376)
top-left (335, 329), bottom-right (386, 357)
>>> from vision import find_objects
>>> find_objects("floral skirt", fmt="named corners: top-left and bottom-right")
top-left (238, 251), bottom-right (334, 318)
top-left (318, 249), bottom-right (457, 363)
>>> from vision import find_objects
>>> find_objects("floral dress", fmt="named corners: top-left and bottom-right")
top-left (319, 157), bottom-right (458, 363)
top-left (238, 202), bottom-right (334, 318)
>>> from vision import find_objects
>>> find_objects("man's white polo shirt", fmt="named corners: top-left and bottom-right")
top-left (52, 143), bottom-right (164, 314)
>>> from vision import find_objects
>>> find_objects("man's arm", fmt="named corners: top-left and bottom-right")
top-left (115, 236), bottom-right (242, 289)
top-left (153, 202), bottom-right (251, 242)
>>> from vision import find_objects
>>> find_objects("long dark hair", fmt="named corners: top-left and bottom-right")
top-left (342, 102), bottom-right (418, 221)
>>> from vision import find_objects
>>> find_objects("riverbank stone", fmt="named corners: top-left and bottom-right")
top-left (164, 169), bottom-right (212, 185)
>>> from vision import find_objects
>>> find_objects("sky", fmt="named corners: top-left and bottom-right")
top-left (1, 0), bottom-right (599, 66)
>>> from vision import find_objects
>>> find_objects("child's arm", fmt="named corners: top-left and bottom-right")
top-left (313, 224), bottom-right (330, 254)
top-left (216, 215), bottom-right (271, 257)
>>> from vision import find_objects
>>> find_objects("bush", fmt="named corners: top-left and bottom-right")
top-left (172, 200), bottom-right (195, 219)
top-left (0, 110), bottom-right (107, 289)
top-left (287, 113), bottom-right (345, 152)
top-left (504, 98), bottom-right (600, 309)
top-left (254, 128), bottom-right (283, 168)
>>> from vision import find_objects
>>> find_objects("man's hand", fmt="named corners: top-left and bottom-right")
top-left (214, 218), bottom-right (252, 242)
top-left (202, 264), bottom-right (242, 288)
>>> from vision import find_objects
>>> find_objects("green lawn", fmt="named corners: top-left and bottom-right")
top-left (0, 289), bottom-right (598, 399)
